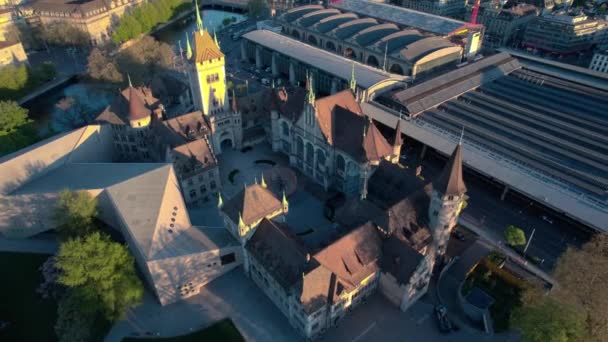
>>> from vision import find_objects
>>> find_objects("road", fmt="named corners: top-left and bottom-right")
top-left (401, 144), bottom-right (590, 273)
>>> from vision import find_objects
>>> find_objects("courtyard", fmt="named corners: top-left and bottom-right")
top-left (193, 143), bottom-right (336, 251)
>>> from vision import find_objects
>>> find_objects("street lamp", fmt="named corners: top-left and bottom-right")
top-left (523, 227), bottom-right (535, 257)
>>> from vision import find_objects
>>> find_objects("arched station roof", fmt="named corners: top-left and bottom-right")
top-left (400, 36), bottom-right (458, 63)
top-left (313, 13), bottom-right (359, 34)
top-left (282, 5), bottom-right (323, 22)
top-left (352, 23), bottom-right (399, 46)
top-left (331, 18), bottom-right (378, 40)
top-left (374, 30), bottom-right (425, 54)
top-left (298, 9), bottom-right (341, 27)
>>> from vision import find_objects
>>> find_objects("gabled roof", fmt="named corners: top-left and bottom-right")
top-left (158, 111), bottom-right (210, 147)
top-left (221, 184), bottom-right (283, 226)
top-left (363, 119), bottom-right (393, 161)
top-left (312, 222), bottom-right (382, 289)
top-left (434, 143), bottom-right (466, 197)
top-left (96, 85), bottom-right (159, 125)
top-left (271, 87), bottom-right (307, 122)
top-left (171, 139), bottom-right (217, 176)
top-left (330, 104), bottom-right (393, 163)
top-left (315, 90), bottom-right (362, 145)
top-left (381, 235), bottom-right (424, 285)
top-left (127, 85), bottom-right (150, 120)
top-left (192, 30), bottom-right (224, 63)
top-left (245, 219), bottom-right (310, 290)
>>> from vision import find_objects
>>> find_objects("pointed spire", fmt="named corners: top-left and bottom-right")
top-left (217, 192), bottom-right (224, 209)
top-left (393, 118), bottom-right (403, 147)
top-left (435, 143), bottom-right (467, 197)
top-left (185, 33), bottom-right (192, 60)
top-left (307, 74), bottom-right (315, 105)
top-left (350, 61), bottom-right (357, 93)
top-left (127, 73), bottom-right (132, 87)
top-left (195, 0), bottom-right (204, 34)
top-left (254, 177), bottom-right (258, 185)
top-left (282, 191), bottom-right (288, 209)
top-left (271, 79), bottom-right (275, 89)
top-left (238, 212), bottom-right (246, 229)
top-left (214, 30), bottom-right (220, 48)
top-left (261, 174), bottom-right (267, 188)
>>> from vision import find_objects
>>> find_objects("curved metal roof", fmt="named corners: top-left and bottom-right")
top-left (400, 37), bottom-right (457, 63)
top-left (375, 30), bottom-right (425, 53)
top-left (331, 18), bottom-right (378, 40)
top-left (314, 13), bottom-right (359, 33)
top-left (298, 9), bottom-right (341, 27)
top-left (353, 23), bottom-right (399, 46)
top-left (283, 5), bottom-right (324, 22)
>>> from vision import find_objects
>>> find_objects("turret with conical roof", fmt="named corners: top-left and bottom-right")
top-left (434, 142), bottom-right (466, 198)
top-left (428, 140), bottom-right (467, 256)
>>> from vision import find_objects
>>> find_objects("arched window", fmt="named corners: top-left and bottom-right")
top-left (281, 121), bottom-right (289, 137)
top-left (390, 64), bottom-right (404, 75)
top-left (306, 143), bottom-right (314, 165)
top-left (336, 154), bottom-right (345, 172)
top-left (307, 35), bottom-right (318, 46)
top-left (316, 149), bottom-right (326, 167)
top-left (367, 55), bottom-right (380, 67)
top-left (296, 137), bottom-right (304, 158)
top-left (326, 41), bottom-right (336, 51)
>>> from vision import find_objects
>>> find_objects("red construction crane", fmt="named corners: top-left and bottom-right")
top-left (470, 0), bottom-right (481, 25)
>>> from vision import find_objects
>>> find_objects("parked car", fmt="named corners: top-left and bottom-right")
top-left (261, 78), bottom-right (270, 86)
top-left (434, 305), bottom-right (453, 333)
top-left (265, 67), bottom-right (271, 73)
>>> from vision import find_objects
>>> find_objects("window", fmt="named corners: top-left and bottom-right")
top-left (200, 185), bottom-right (207, 193)
top-left (210, 181), bottom-right (217, 189)
top-left (190, 189), bottom-right (197, 199)
top-left (433, 210), bottom-right (438, 217)
top-left (220, 253), bottom-right (236, 265)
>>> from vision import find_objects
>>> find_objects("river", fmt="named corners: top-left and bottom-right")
top-left (24, 9), bottom-right (245, 134)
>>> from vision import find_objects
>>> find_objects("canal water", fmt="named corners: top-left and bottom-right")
top-left (24, 9), bottom-right (245, 134)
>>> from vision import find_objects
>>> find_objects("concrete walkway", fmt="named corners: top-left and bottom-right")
top-left (0, 236), bottom-right (58, 255)
top-left (459, 217), bottom-right (556, 286)
top-left (105, 268), bottom-right (300, 342)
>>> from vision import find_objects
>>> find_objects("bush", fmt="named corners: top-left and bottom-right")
top-left (0, 63), bottom-right (57, 101)
top-left (505, 225), bottom-right (526, 247)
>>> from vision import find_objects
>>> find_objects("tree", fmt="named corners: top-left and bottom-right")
top-left (55, 290), bottom-right (97, 342)
top-left (52, 190), bottom-right (99, 239)
top-left (116, 36), bottom-right (176, 84)
top-left (40, 22), bottom-right (89, 47)
top-left (247, 0), bottom-right (266, 17)
top-left (55, 232), bottom-right (144, 322)
top-left (505, 225), bottom-right (526, 247)
top-left (0, 101), bottom-right (37, 156)
top-left (511, 295), bottom-right (586, 342)
top-left (87, 48), bottom-right (123, 83)
top-left (552, 234), bottom-right (608, 341)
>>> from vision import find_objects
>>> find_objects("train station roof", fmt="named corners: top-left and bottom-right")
top-left (368, 53), bottom-right (608, 231)
top-left (242, 30), bottom-right (407, 88)
top-left (330, 0), bottom-right (466, 36)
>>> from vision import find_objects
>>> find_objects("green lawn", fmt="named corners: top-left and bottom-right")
top-left (122, 318), bottom-right (244, 342)
top-left (0, 252), bottom-right (57, 342)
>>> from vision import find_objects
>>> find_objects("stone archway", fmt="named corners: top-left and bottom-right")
top-left (390, 64), bottom-right (404, 75)
top-left (221, 138), bottom-right (233, 151)
top-left (326, 41), bottom-right (336, 51)
top-left (291, 29), bottom-right (300, 39)
top-left (307, 35), bottom-right (318, 46)
top-left (344, 47), bottom-right (356, 59)
top-left (367, 55), bottom-right (380, 67)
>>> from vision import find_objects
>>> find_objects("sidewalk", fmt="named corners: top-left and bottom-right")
top-left (459, 216), bottom-right (556, 286)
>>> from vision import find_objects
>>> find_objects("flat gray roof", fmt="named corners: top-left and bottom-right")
top-left (243, 30), bottom-right (407, 88)
top-left (331, 0), bottom-right (466, 36)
